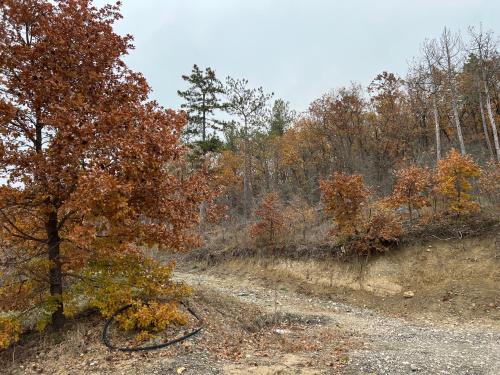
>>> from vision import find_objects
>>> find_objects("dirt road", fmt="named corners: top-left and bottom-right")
top-left (175, 270), bottom-right (500, 375)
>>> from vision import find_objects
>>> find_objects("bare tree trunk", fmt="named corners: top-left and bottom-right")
top-left (199, 200), bottom-right (208, 235)
top-left (432, 96), bottom-right (442, 161)
top-left (243, 121), bottom-right (251, 222)
top-left (442, 28), bottom-right (466, 154)
top-left (469, 26), bottom-right (500, 161)
top-left (46, 210), bottom-right (64, 329)
top-left (451, 95), bottom-right (466, 155)
top-left (484, 85), bottom-right (500, 162)
top-left (479, 94), bottom-right (494, 158)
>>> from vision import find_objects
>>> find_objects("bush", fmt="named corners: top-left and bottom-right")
top-left (320, 172), bottom-right (371, 235)
top-left (387, 165), bottom-right (432, 222)
top-left (250, 192), bottom-right (285, 246)
top-left (435, 149), bottom-right (481, 216)
top-left (348, 205), bottom-right (403, 255)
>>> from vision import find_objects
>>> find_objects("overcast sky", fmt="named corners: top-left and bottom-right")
top-left (95, 0), bottom-right (499, 112)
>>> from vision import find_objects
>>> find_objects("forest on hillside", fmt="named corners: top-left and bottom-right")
top-left (0, 1), bottom-right (498, 370)
top-left (178, 25), bottom-right (499, 250)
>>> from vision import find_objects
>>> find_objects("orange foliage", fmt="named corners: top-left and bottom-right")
top-left (320, 173), bottom-right (371, 235)
top-left (435, 149), bottom-right (481, 215)
top-left (250, 193), bottom-right (285, 245)
top-left (215, 150), bottom-right (243, 192)
top-left (206, 202), bottom-right (229, 225)
top-left (0, 0), bottom-right (211, 346)
top-left (283, 196), bottom-right (316, 242)
top-left (349, 205), bottom-right (403, 255)
top-left (388, 165), bottom-right (432, 221)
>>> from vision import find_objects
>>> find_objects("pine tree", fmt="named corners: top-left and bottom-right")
top-left (269, 99), bottom-right (295, 136)
top-left (177, 64), bottom-right (225, 147)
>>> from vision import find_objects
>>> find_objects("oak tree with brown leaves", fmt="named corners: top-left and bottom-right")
top-left (0, 0), bottom-right (211, 346)
top-left (250, 192), bottom-right (284, 246)
top-left (388, 165), bottom-right (432, 222)
top-left (320, 173), bottom-right (371, 235)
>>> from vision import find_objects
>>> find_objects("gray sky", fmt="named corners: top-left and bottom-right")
top-left (96, 0), bottom-right (499, 112)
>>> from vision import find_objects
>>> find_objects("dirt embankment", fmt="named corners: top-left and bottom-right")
top-left (181, 231), bottom-right (500, 324)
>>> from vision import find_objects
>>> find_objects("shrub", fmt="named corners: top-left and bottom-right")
top-left (435, 149), bottom-right (481, 216)
top-left (349, 205), bottom-right (403, 255)
top-left (250, 192), bottom-right (285, 246)
top-left (320, 172), bottom-right (371, 235)
top-left (0, 316), bottom-right (21, 349)
top-left (282, 195), bottom-right (316, 242)
top-left (388, 165), bottom-right (432, 222)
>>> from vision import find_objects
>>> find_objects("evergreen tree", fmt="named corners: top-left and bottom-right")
top-left (269, 99), bottom-right (295, 136)
top-left (177, 64), bottom-right (225, 144)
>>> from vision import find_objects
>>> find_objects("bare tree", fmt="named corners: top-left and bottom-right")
top-left (225, 77), bottom-right (273, 220)
top-left (436, 28), bottom-right (466, 155)
top-left (479, 92), bottom-right (494, 158)
top-left (420, 40), bottom-right (444, 161)
top-left (469, 25), bottom-right (500, 161)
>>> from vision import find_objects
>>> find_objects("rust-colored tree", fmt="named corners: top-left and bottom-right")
top-left (0, 0), bottom-right (211, 347)
top-left (320, 173), bottom-right (371, 235)
top-left (388, 165), bottom-right (432, 222)
top-left (283, 195), bottom-right (316, 243)
top-left (350, 205), bottom-right (403, 255)
top-left (435, 149), bottom-right (481, 215)
top-left (250, 192), bottom-right (285, 246)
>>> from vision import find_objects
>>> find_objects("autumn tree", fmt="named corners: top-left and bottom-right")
top-left (225, 77), bottom-right (272, 220)
top-left (435, 149), bottom-right (481, 215)
top-left (250, 192), bottom-right (284, 246)
top-left (350, 205), bottom-right (403, 255)
top-left (388, 165), bottom-right (432, 222)
top-left (283, 195), bottom-right (316, 242)
top-left (320, 173), bottom-right (371, 235)
top-left (368, 71), bottom-right (414, 183)
top-left (0, 0), bottom-right (210, 345)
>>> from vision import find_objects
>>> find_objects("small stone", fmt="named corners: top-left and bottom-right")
top-left (176, 367), bottom-right (187, 374)
top-left (410, 363), bottom-right (419, 371)
top-left (403, 291), bottom-right (415, 298)
top-left (274, 328), bottom-right (290, 335)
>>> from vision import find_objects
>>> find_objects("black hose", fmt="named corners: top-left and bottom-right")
top-left (102, 301), bottom-right (202, 352)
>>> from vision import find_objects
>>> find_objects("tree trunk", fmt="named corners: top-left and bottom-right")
top-left (432, 96), bottom-right (442, 161)
top-left (451, 95), bottom-right (466, 155)
top-left (46, 209), bottom-right (64, 329)
top-left (202, 93), bottom-right (206, 142)
top-left (484, 85), bottom-right (500, 162)
top-left (199, 200), bottom-right (207, 234)
top-left (443, 34), bottom-right (466, 155)
top-left (243, 121), bottom-right (251, 222)
top-left (479, 94), bottom-right (494, 158)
